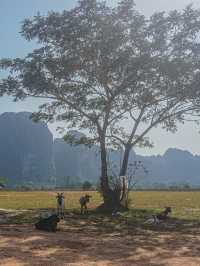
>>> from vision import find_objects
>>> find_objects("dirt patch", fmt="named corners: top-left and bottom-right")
top-left (0, 219), bottom-right (200, 266)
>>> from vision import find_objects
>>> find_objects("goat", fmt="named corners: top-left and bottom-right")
top-left (145, 207), bottom-right (172, 225)
top-left (56, 192), bottom-right (65, 219)
top-left (79, 194), bottom-right (92, 214)
top-left (156, 206), bottom-right (171, 221)
top-left (35, 214), bottom-right (60, 232)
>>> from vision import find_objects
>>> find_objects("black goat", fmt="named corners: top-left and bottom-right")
top-left (35, 214), bottom-right (60, 232)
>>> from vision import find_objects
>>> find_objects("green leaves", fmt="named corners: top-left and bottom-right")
top-left (63, 131), bottom-right (97, 148)
top-left (1, 0), bottom-right (200, 180)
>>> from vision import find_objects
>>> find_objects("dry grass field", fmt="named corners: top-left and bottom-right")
top-left (0, 190), bottom-right (200, 219)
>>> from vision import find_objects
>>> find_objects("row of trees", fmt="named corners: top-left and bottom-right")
top-left (1, 0), bottom-right (200, 210)
top-left (0, 177), bottom-right (93, 190)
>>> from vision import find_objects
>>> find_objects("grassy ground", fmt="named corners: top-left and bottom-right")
top-left (0, 191), bottom-right (200, 222)
top-left (0, 191), bottom-right (101, 210)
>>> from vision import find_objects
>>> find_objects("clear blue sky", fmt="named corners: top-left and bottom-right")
top-left (0, 0), bottom-right (200, 155)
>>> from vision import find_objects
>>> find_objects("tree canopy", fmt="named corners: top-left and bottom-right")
top-left (1, 0), bottom-right (200, 209)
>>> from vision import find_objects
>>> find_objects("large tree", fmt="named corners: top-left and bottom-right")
top-left (1, 0), bottom-right (200, 210)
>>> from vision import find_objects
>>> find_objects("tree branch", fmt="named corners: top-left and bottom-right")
top-left (106, 134), bottom-right (126, 146)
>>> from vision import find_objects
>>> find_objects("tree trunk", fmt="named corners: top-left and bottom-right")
top-left (120, 145), bottom-right (131, 176)
top-left (119, 145), bottom-right (131, 207)
top-left (98, 136), bottom-right (124, 212)
top-left (100, 138), bottom-right (110, 202)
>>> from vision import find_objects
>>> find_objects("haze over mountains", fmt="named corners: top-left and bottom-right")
top-left (0, 112), bottom-right (200, 188)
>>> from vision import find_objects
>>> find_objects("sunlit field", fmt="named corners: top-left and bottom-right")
top-left (1, 191), bottom-right (200, 266)
top-left (1, 191), bottom-right (200, 220)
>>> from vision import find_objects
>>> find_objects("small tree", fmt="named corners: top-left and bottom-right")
top-left (1, 0), bottom-right (200, 210)
top-left (123, 161), bottom-right (148, 208)
top-left (107, 157), bottom-right (148, 208)
top-left (82, 180), bottom-right (93, 190)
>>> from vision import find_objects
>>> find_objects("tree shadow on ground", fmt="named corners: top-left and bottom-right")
top-left (60, 208), bottom-right (200, 235)
top-left (0, 209), bottom-right (200, 265)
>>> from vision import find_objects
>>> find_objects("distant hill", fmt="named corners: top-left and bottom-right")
top-left (136, 149), bottom-right (200, 188)
top-left (0, 112), bottom-right (200, 188)
top-left (0, 112), bottom-right (55, 187)
top-left (53, 137), bottom-right (101, 184)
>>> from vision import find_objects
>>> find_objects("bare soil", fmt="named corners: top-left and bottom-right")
top-left (0, 212), bottom-right (200, 266)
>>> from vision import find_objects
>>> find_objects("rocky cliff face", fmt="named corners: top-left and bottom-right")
top-left (137, 149), bottom-right (200, 187)
top-left (53, 138), bottom-right (200, 187)
top-left (53, 137), bottom-right (100, 185)
top-left (0, 112), bottom-right (200, 188)
top-left (0, 112), bottom-right (55, 187)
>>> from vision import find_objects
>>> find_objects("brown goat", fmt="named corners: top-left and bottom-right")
top-left (79, 194), bottom-right (92, 214)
